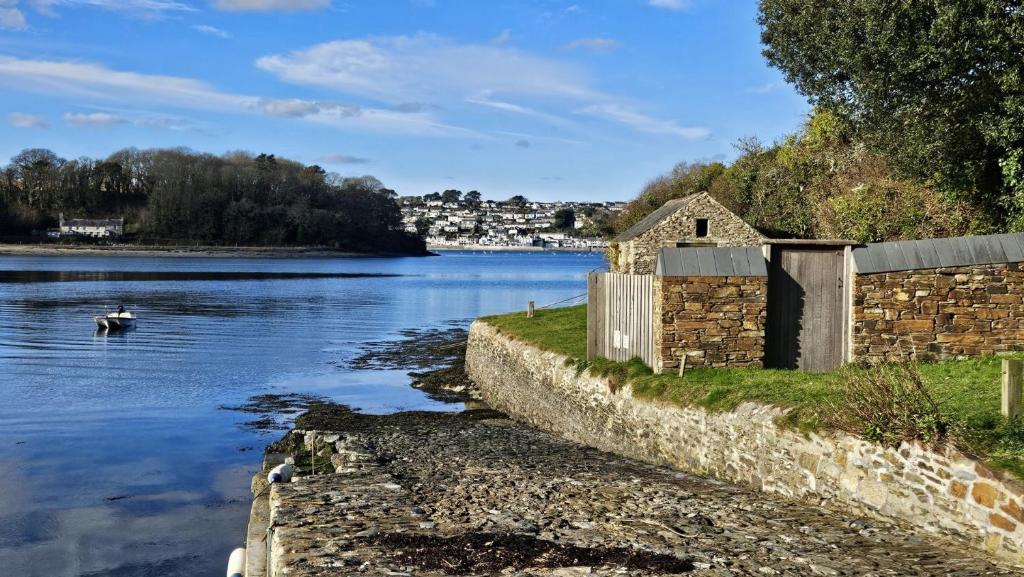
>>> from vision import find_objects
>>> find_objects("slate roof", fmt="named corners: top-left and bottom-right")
top-left (852, 233), bottom-right (1024, 274)
top-left (614, 196), bottom-right (696, 242)
top-left (656, 246), bottom-right (768, 277)
top-left (64, 218), bottom-right (123, 228)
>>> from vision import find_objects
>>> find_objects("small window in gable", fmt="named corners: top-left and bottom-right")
top-left (695, 218), bottom-right (709, 238)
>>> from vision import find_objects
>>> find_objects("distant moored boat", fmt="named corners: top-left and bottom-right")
top-left (95, 310), bottom-right (137, 330)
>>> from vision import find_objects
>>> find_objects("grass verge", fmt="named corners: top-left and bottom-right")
top-left (481, 304), bottom-right (1024, 477)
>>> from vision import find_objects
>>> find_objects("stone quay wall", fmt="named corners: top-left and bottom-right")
top-left (654, 275), bottom-right (767, 371)
top-left (853, 263), bottom-right (1024, 362)
top-left (467, 320), bottom-right (1024, 564)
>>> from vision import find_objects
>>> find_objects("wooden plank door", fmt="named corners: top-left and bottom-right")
top-left (766, 247), bottom-right (846, 371)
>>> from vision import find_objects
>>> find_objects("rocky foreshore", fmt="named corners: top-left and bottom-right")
top-left (254, 404), bottom-right (1021, 577)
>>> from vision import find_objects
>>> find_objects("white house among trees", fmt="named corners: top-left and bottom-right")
top-left (58, 214), bottom-right (124, 238)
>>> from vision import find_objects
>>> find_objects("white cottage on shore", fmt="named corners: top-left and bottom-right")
top-left (58, 214), bottom-right (124, 238)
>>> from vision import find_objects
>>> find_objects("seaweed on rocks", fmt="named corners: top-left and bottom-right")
top-left (349, 325), bottom-right (480, 402)
top-left (219, 393), bottom-right (327, 433)
top-left (360, 532), bottom-right (695, 574)
top-left (349, 325), bottom-right (468, 371)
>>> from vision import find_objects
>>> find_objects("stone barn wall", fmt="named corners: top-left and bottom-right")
top-left (654, 275), bottom-right (767, 371)
top-left (616, 193), bottom-right (765, 274)
top-left (853, 263), bottom-right (1024, 362)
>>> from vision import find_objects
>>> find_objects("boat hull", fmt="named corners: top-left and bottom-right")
top-left (95, 315), bottom-right (136, 330)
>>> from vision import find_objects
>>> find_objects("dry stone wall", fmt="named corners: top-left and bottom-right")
top-left (853, 264), bottom-right (1024, 362)
top-left (467, 320), bottom-right (1024, 565)
top-left (654, 275), bottom-right (767, 371)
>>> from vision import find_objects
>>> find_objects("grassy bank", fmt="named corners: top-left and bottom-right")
top-left (481, 305), bottom-right (1024, 477)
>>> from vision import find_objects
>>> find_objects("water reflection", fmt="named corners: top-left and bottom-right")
top-left (0, 270), bottom-right (402, 283)
top-left (0, 251), bottom-right (605, 576)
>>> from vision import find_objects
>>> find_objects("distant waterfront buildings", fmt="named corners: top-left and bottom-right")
top-left (400, 197), bottom-right (624, 249)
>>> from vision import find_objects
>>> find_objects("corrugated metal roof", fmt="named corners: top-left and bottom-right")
top-left (656, 246), bottom-right (767, 277)
top-left (852, 233), bottom-right (1024, 273)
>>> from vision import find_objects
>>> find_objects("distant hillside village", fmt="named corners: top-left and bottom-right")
top-left (399, 192), bottom-right (624, 249)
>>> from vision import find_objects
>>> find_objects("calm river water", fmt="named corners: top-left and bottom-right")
top-left (0, 250), bottom-right (604, 577)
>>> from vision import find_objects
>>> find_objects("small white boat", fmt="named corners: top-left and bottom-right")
top-left (95, 310), bottom-right (137, 330)
top-left (226, 547), bottom-right (246, 577)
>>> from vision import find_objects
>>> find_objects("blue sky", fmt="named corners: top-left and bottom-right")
top-left (0, 0), bottom-right (808, 201)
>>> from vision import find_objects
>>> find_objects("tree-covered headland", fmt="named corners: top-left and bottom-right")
top-left (616, 2), bottom-right (1023, 242)
top-left (0, 147), bottom-right (426, 254)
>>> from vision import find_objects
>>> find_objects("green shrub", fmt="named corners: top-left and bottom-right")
top-left (832, 363), bottom-right (953, 448)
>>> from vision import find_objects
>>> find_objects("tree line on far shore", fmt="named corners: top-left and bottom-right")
top-left (0, 147), bottom-right (425, 254)
top-left (616, 2), bottom-right (1023, 243)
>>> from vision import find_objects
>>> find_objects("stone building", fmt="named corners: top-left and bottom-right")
top-left (610, 192), bottom-right (765, 275)
top-left (589, 232), bottom-right (1024, 371)
top-left (653, 246), bottom-right (768, 371)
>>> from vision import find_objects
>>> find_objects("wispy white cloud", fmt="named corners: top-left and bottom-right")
top-left (9, 112), bottom-right (47, 128)
top-left (0, 6), bottom-right (26, 29)
top-left (494, 130), bottom-right (586, 147)
top-left (212, 0), bottom-right (329, 11)
top-left (0, 0), bottom-right (191, 28)
top-left (65, 109), bottom-right (204, 131)
top-left (28, 0), bottom-right (194, 17)
top-left (490, 29), bottom-right (511, 45)
top-left (0, 55), bottom-right (249, 109)
top-left (748, 81), bottom-right (785, 94)
top-left (564, 37), bottom-right (620, 52)
top-left (0, 55), bottom-right (475, 136)
top-left (192, 24), bottom-right (231, 38)
top-left (256, 34), bottom-right (597, 104)
top-left (319, 153), bottom-right (370, 164)
top-left (64, 111), bottom-right (129, 126)
top-left (648, 0), bottom-right (691, 11)
top-left (577, 103), bottom-right (708, 139)
top-left (465, 91), bottom-right (572, 127)
top-left (254, 34), bottom-right (694, 141)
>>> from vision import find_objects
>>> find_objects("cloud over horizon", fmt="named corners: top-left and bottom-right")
top-left (256, 33), bottom-right (597, 104)
top-left (648, 0), bottom-right (691, 10)
top-left (192, 24), bottom-right (231, 38)
top-left (319, 153), bottom-right (371, 164)
top-left (212, 0), bottom-right (329, 11)
top-left (9, 112), bottom-right (47, 128)
top-left (564, 37), bottom-right (620, 52)
top-left (578, 103), bottom-right (709, 139)
top-left (0, 55), bottom-right (474, 136)
top-left (63, 111), bottom-right (129, 126)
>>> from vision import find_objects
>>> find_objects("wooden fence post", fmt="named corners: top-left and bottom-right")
top-left (527, 301), bottom-right (535, 318)
top-left (1002, 359), bottom-right (1022, 419)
